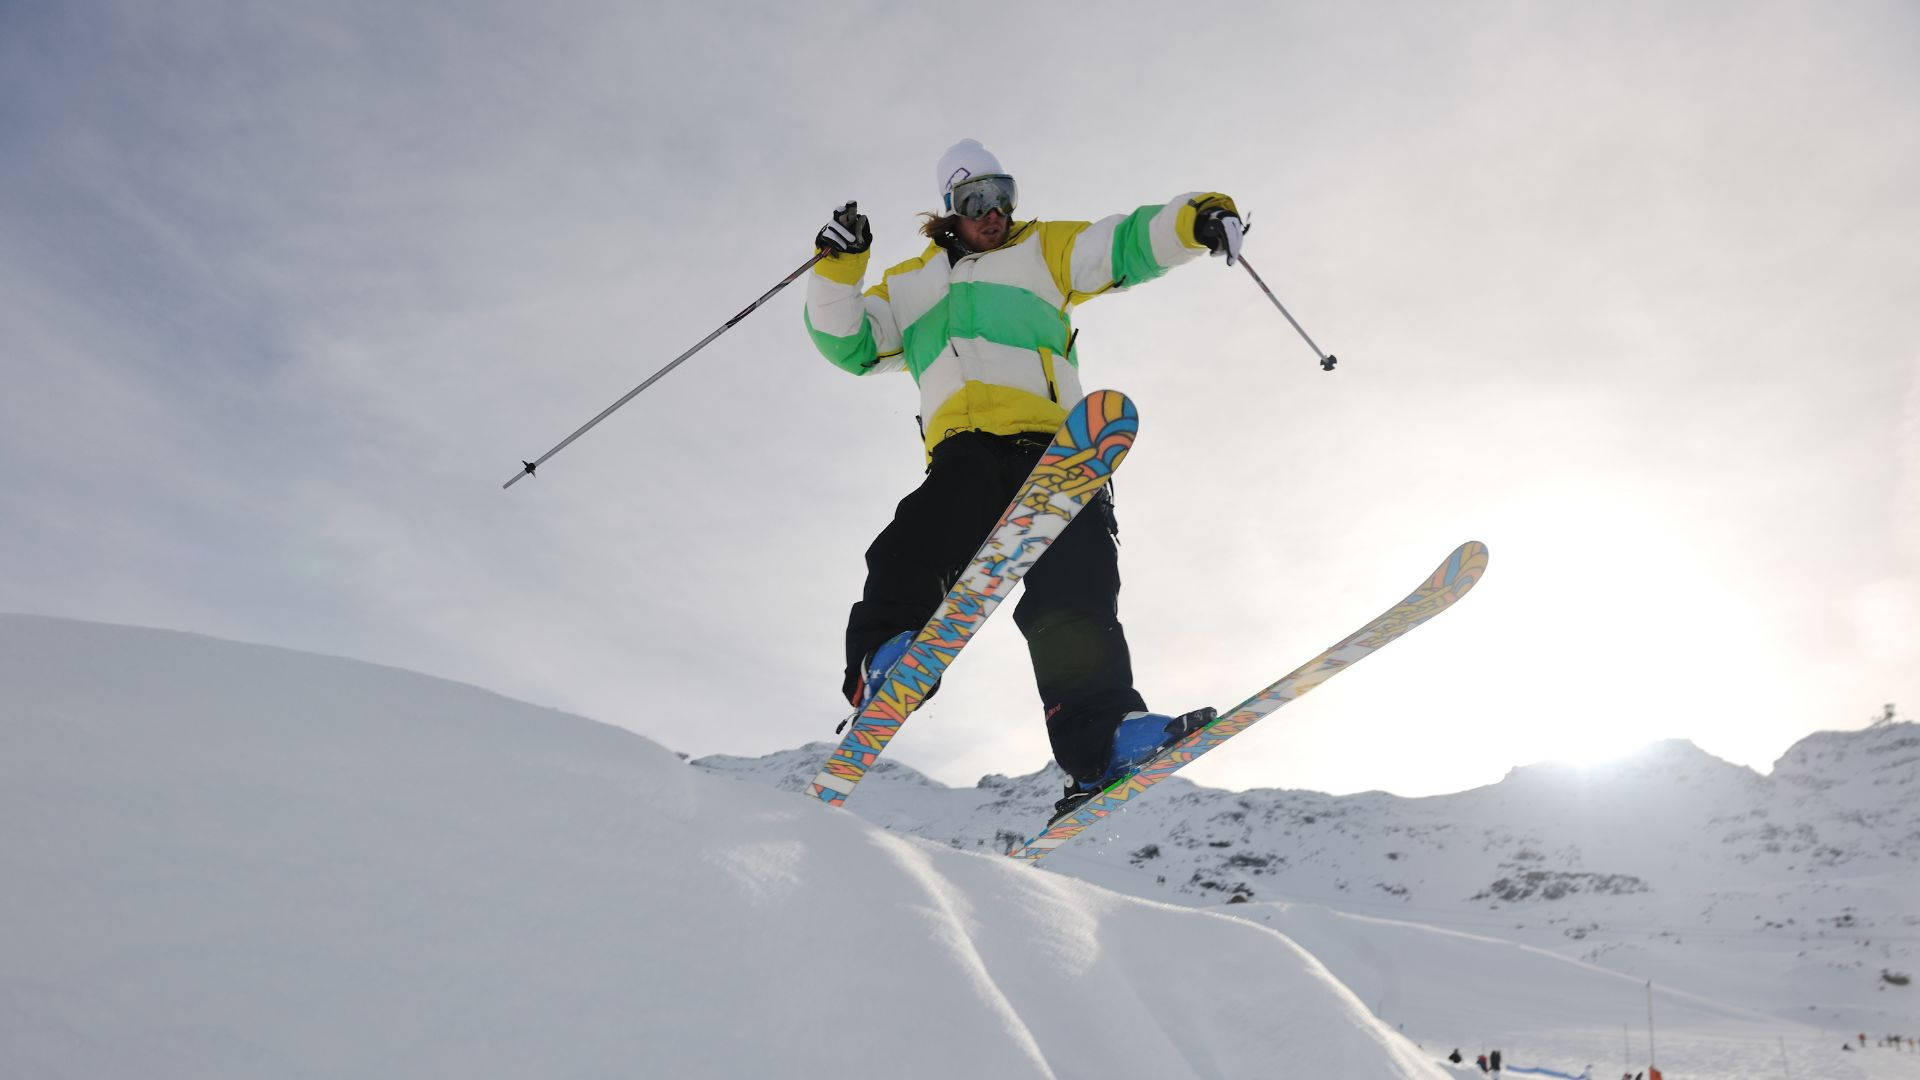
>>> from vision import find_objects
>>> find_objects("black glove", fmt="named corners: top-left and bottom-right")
top-left (816, 201), bottom-right (872, 255)
top-left (1189, 193), bottom-right (1244, 265)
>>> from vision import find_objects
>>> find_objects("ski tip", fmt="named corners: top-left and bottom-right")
top-left (1082, 387), bottom-right (1136, 418)
top-left (1075, 389), bottom-right (1139, 438)
top-left (1443, 541), bottom-right (1491, 594)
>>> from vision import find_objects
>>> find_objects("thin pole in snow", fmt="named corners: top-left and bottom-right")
top-left (1646, 981), bottom-right (1658, 1070)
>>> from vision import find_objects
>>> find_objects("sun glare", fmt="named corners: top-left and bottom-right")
top-left (1470, 487), bottom-right (1782, 778)
top-left (1530, 730), bottom-right (1650, 769)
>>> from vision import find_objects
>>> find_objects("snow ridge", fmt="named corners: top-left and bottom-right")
top-left (696, 724), bottom-right (1920, 1037)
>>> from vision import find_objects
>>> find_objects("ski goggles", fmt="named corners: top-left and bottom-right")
top-left (945, 173), bottom-right (1018, 219)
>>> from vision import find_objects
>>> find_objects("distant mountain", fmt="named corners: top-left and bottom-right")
top-left (694, 724), bottom-right (1920, 1030)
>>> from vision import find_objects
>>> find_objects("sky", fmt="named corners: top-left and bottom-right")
top-left (2, 1), bottom-right (1916, 798)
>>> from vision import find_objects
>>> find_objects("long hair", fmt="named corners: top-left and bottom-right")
top-left (918, 211), bottom-right (962, 248)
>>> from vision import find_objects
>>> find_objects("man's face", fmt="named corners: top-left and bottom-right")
top-left (954, 207), bottom-right (1009, 252)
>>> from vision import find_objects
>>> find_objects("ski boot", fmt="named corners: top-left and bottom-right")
top-left (851, 631), bottom-right (913, 709)
top-left (1049, 706), bottom-right (1217, 824)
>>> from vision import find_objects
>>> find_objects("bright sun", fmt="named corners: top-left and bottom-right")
top-left (1531, 730), bottom-right (1651, 768)
top-left (1471, 491), bottom-right (1781, 775)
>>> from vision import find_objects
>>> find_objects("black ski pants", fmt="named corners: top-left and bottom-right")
top-left (843, 430), bottom-right (1146, 784)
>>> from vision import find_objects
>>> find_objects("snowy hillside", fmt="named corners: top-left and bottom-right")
top-left (696, 729), bottom-right (1920, 1075)
top-left (0, 614), bottom-right (1445, 1079)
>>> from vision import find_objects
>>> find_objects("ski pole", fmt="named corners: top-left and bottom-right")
top-left (503, 250), bottom-right (828, 489)
top-left (1237, 254), bottom-right (1338, 372)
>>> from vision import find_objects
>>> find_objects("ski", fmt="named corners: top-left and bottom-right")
top-left (1007, 540), bottom-right (1490, 862)
top-left (804, 389), bottom-right (1140, 807)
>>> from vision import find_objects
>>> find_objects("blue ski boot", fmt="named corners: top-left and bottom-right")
top-left (851, 631), bottom-right (913, 709)
top-left (1050, 706), bottom-right (1217, 823)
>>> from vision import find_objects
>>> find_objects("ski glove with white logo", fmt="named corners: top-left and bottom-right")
top-left (815, 201), bottom-right (872, 255)
top-left (1189, 193), bottom-right (1244, 266)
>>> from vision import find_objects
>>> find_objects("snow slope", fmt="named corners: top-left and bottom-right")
top-left (0, 614), bottom-right (1443, 1079)
top-left (696, 730), bottom-right (1920, 1078)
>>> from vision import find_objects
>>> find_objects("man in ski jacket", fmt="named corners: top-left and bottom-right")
top-left (805, 138), bottom-right (1243, 815)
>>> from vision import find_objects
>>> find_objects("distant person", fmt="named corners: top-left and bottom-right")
top-left (1490, 1048), bottom-right (1502, 1073)
top-left (1477, 1054), bottom-right (1489, 1073)
top-left (1449, 1048), bottom-right (1463, 1063)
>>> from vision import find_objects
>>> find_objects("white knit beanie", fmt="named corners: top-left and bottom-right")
top-left (936, 139), bottom-right (1006, 209)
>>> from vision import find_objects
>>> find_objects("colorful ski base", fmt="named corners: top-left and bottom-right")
top-left (1007, 540), bottom-right (1490, 862)
top-left (804, 389), bottom-right (1140, 808)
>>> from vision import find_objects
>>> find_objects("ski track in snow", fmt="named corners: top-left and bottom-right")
top-left (870, 829), bottom-right (1059, 1078)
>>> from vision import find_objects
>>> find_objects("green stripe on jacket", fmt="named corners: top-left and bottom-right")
top-left (898, 281), bottom-right (1073, 380)
top-left (1110, 204), bottom-right (1169, 287)
top-left (804, 308), bottom-right (879, 374)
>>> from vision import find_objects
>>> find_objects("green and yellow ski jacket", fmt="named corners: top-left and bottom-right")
top-left (805, 194), bottom-right (1221, 454)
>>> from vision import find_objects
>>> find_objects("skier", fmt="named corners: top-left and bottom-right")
top-left (806, 138), bottom-right (1243, 817)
